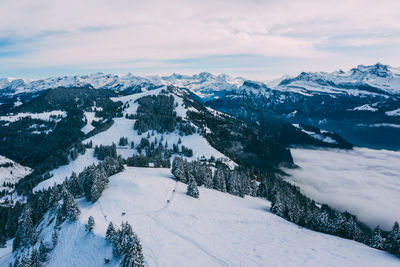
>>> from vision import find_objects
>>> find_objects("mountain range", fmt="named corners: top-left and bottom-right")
top-left (0, 64), bottom-right (400, 265)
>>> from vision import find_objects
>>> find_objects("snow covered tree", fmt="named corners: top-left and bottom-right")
top-left (202, 165), bottom-right (213, 188)
top-left (225, 171), bottom-right (242, 197)
top-left (106, 222), bottom-right (116, 242)
top-left (30, 248), bottom-right (41, 267)
top-left (114, 222), bottom-right (145, 267)
top-left (186, 175), bottom-right (199, 198)
top-left (67, 172), bottom-right (82, 197)
top-left (0, 233), bottom-right (6, 248)
top-left (119, 137), bottom-right (129, 146)
top-left (172, 157), bottom-right (187, 183)
top-left (13, 257), bottom-right (20, 267)
top-left (39, 240), bottom-right (48, 262)
top-left (13, 204), bottom-right (35, 250)
top-left (62, 187), bottom-right (80, 221)
top-left (212, 168), bottom-right (226, 192)
top-left (370, 226), bottom-right (384, 250)
top-left (271, 192), bottom-right (285, 217)
top-left (20, 254), bottom-right (31, 267)
top-left (90, 178), bottom-right (103, 203)
top-left (86, 216), bottom-right (95, 232)
top-left (385, 221), bottom-right (400, 255)
top-left (52, 230), bottom-right (58, 247)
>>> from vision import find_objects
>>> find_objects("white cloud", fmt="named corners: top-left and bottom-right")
top-left (0, 0), bottom-right (399, 77)
top-left (284, 147), bottom-right (400, 231)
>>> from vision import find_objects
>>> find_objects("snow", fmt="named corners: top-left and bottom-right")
top-left (0, 72), bottom-right (244, 101)
top-left (357, 123), bottom-right (400, 129)
top-left (13, 100), bottom-right (22, 107)
top-left (385, 108), bottom-right (400, 116)
top-left (349, 104), bottom-right (378, 112)
top-left (0, 155), bottom-right (32, 191)
top-left (0, 239), bottom-right (13, 261)
top-left (292, 124), bottom-right (338, 144)
top-left (47, 221), bottom-right (116, 267)
top-left (0, 110), bottom-right (66, 122)
top-left (34, 89), bottom-right (232, 192)
top-left (37, 167), bottom-right (400, 267)
top-left (283, 147), bottom-right (400, 230)
top-left (81, 112), bottom-right (100, 134)
top-left (272, 63), bottom-right (400, 96)
top-left (33, 149), bottom-right (99, 192)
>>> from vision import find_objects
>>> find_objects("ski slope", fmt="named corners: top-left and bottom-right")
top-left (42, 167), bottom-right (399, 267)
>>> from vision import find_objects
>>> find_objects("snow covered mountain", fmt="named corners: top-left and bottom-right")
top-left (0, 72), bottom-right (244, 101)
top-left (4, 63), bottom-right (400, 150)
top-left (1, 63), bottom-right (399, 97)
top-left (271, 63), bottom-right (400, 96)
top-left (0, 81), bottom-right (399, 266)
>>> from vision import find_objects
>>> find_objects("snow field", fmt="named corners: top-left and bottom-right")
top-left (0, 110), bottom-right (66, 122)
top-left (63, 167), bottom-right (400, 267)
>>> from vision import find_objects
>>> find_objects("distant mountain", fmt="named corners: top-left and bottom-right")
top-left (1, 71), bottom-right (400, 266)
top-left (1, 63), bottom-right (399, 149)
top-left (272, 63), bottom-right (400, 96)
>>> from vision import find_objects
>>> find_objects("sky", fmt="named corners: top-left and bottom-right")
top-left (0, 0), bottom-right (400, 80)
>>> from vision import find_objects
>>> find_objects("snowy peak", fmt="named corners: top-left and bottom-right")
top-left (351, 63), bottom-right (392, 78)
top-left (0, 72), bottom-right (244, 102)
top-left (276, 63), bottom-right (400, 95)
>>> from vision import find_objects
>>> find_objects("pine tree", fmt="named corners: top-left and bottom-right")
top-left (52, 230), bottom-right (58, 247)
top-left (370, 226), bottom-right (384, 250)
top-left (116, 222), bottom-right (145, 267)
top-left (20, 254), bottom-right (31, 267)
top-left (30, 248), bottom-right (41, 267)
top-left (212, 168), bottom-right (226, 192)
top-left (86, 216), bottom-right (95, 232)
top-left (106, 222), bottom-right (116, 242)
top-left (13, 257), bottom-right (20, 267)
top-left (271, 192), bottom-right (285, 217)
top-left (61, 187), bottom-right (81, 221)
top-left (0, 233), bottom-right (6, 248)
top-left (386, 221), bottom-right (400, 255)
top-left (202, 165), bottom-right (213, 188)
top-left (13, 204), bottom-right (35, 250)
top-left (172, 157), bottom-right (187, 183)
top-left (39, 240), bottom-right (48, 262)
top-left (187, 175), bottom-right (199, 198)
top-left (67, 172), bottom-right (82, 197)
top-left (132, 233), bottom-right (145, 267)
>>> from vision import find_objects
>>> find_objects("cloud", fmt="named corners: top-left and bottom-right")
top-left (284, 147), bottom-right (400, 230)
top-left (0, 0), bottom-right (399, 78)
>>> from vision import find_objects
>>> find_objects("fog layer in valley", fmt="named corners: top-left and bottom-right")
top-left (284, 147), bottom-right (400, 230)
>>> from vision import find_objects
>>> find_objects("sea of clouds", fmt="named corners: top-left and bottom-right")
top-left (283, 147), bottom-right (400, 231)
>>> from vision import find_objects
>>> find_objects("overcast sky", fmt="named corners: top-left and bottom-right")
top-left (1, 0), bottom-right (399, 80)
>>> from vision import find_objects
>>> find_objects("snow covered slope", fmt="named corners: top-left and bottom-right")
top-left (283, 148), bottom-right (400, 231)
top-left (0, 155), bottom-right (32, 191)
top-left (33, 87), bottom-right (233, 192)
top-left (21, 167), bottom-right (399, 267)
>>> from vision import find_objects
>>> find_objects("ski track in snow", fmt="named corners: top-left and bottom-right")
top-left (72, 168), bottom-right (400, 267)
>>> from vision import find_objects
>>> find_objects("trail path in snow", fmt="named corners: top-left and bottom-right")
top-left (72, 167), bottom-right (400, 267)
